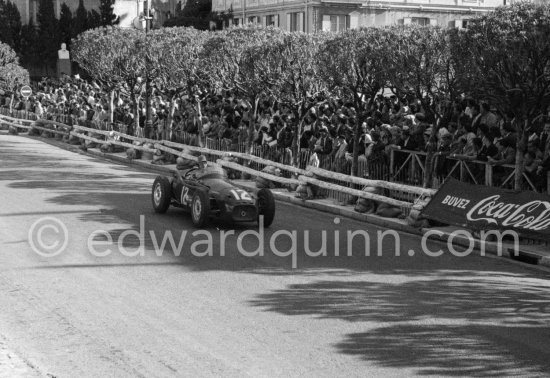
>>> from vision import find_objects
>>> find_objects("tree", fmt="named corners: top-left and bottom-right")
top-left (181, 0), bottom-right (212, 18)
top-left (37, 0), bottom-right (61, 71)
top-left (19, 18), bottom-right (39, 68)
top-left (99, 0), bottom-right (120, 27)
top-left (258, 32), bottom-right (328, 166)
top-left (148, 27), bottom-right (210, 141)
top-left (0, 41), bottom-right (20, 71)
top-left (0, 1), bottom-right (13, 48)
top-left (0, 0), bottom-right (22, 52)
top-left (73, 0), bottom-right (88, 37)
top-left (72, 27), bottom-right (148, 132)
top-left (0, 42), bottom-right (30, 110)
top-left (163, 0), bottom-right (229, 30)
top-left (87, 9), bottom-right (102, 30)
top-left (201, 25), bottom-right (285, 148)
top-left (384, 25), bottom-right (455, 187)
top-left (59, 3), bottom-right (73, 47)
top-left (461, 2), bottom-right (550, 190)
top-left (318, 28), bottom-right (392, 177)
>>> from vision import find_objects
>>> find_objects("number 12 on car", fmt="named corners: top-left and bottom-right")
top-left (230, 189), bottom-right (251, 201)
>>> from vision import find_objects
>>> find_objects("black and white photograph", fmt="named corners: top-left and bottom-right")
top-left (1, 0), bottom-right (550, 376)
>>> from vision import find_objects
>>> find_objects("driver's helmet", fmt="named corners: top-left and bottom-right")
top-left (197, 155), bottom-right (208, 168)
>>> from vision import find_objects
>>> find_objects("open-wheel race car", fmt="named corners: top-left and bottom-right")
top-left (151, 163), bottom-right (276, 228)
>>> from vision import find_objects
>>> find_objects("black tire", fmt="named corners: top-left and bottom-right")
top-left (191, 190), bottom-right (210, 228)
top-left (257, 188), bottom-right (276, 227)
top-left (152, 176), bottom-right (172, 213)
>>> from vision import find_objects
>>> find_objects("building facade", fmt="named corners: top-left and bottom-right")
top-left (213, 0), bottom-right (528, 32)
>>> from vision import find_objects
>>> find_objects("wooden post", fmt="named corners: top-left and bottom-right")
top-left (485, 163), bottom-right (493, 187)
top-left (411, 151), bottom-right (416, 185)
top-left (389, 148), bottom-right (395, 180)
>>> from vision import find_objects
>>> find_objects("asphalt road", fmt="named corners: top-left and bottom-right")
top-left (1, 133), bottom-right (550, 378)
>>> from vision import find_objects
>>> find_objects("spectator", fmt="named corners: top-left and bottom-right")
top-left (11, 76), bottom-right (545, 195)
top-left (277, 123), bottom-right (294, 149)
top-left (539, 120), bottom-right (550, 156)
top-left (452, 137), bottom-right (482, 161)
top-left (332, 134), bottom-right (348, 173)
top-left (366, 131), bottom-right (386, 165)
top-left (314, 126), bottom-right (333, 156)
top-left (527, 135), bottom-right (544, 161)
top-left (488, 137), bottom-right (516, 166)
top-left (523, 151), bottom-right (539, 179)
top-left (435, 133), bottom-right (454, 179)
top-left (478, 132), bottom-right (499, 161)
top-left (499, 121), bottom-right (517, 143)
top-left (478, 102), bottom-right (499, 130)
top-left (536, 155), bottom-right (550, 192)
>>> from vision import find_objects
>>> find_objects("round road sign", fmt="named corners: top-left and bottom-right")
top-left (20, 85), bottom-right (32, 98)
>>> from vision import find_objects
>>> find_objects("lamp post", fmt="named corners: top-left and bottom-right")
top-left (144, 0), bottom-right (152, 139)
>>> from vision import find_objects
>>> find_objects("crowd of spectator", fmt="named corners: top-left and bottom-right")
top-left (2, 76), bottom-right (550, 192)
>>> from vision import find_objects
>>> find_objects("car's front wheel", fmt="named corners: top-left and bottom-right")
top-left (152, 176), bottom-right (172, 213)
top-left (257, 188), bottom-right (275, 227)
top-left (191, 191), bottom-right (210, 227)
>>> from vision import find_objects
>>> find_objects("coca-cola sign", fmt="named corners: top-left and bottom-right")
top-left (421, 178), bottom-right (550, 239)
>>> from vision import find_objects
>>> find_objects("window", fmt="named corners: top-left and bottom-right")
top-left (248, 16), bottom-right (259, 24)
top-left (322, 15), bottom-right (349, 32)
top-left (265, 15), bottom-right (278, 26)
top-left (411, 17), bottom-right (429, 26)
top-left (404, 17), bottom-right (437, 26)
top-left (287, 12), bottom-right (304, 32)
top-left (454, 19), bottom-right (470, 29)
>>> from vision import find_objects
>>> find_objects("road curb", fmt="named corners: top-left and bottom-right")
top-left (11, 132), bottom-right (550, 270)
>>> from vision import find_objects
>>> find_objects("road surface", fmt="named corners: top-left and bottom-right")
top-left (1, 134), bottom-right (550, 377)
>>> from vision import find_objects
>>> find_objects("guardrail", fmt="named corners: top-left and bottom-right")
top-left (1, 113), bottom-right (426, 217)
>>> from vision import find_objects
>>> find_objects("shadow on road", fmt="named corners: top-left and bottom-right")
top-left (250, 278), bottom-right (550, 376)
top-left (336, 324), bottom-right (550, 377)
top-left (4, 135), bottom-right (550, 376)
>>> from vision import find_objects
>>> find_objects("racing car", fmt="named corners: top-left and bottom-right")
top-left (151, 163), bottom-right (276, 228)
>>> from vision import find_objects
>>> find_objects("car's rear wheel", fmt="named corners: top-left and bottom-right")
top-left (257, 188), bottom-right (275, 227)
top-left (191, 190), bottom-right (210, 227)
top-left (152, 176), bottom-right (172, 213)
